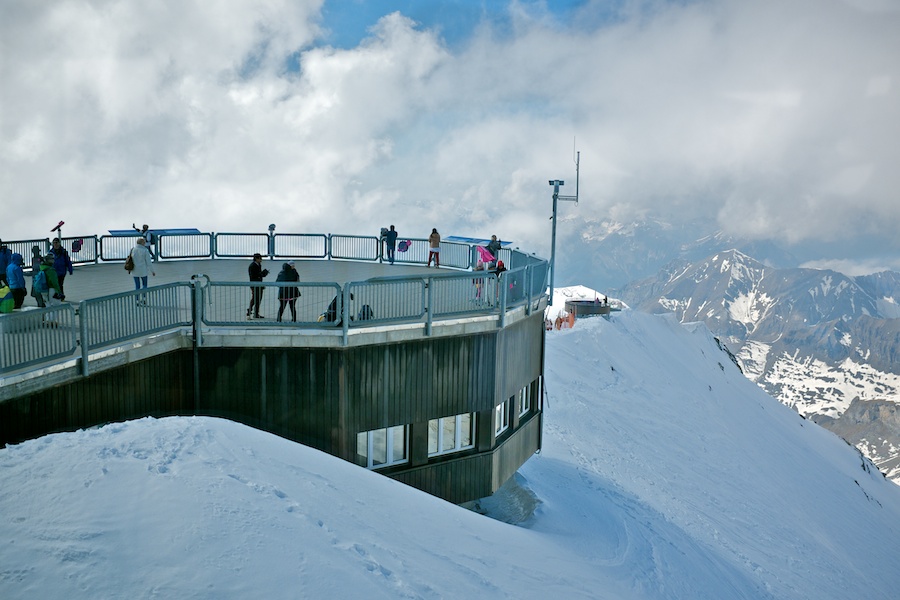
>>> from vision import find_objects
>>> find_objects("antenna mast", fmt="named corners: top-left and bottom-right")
top-left (547, 150), bottom-right (580, 305)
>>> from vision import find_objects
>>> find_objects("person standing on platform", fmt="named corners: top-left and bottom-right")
top-left (51, 238), bottom-right (73, 298)
top-left (247, 253), bottom-right (269, 319)
top-left (384, 225), bottom-right (398, 264)
top-left (5, 253), bottom-right (26, 309)
top-left (486, 234), bottom-right (502, 267)
top-left (36, 254), bottom-right (63, 307)
top-left (133, 223), bottom-right (155, 258)
top-left (129, 238), bottom-right (155, 305)
top-left (276, 261), bottom-right (300, 322)
top-left (427, 228), bottom-right (441, 268)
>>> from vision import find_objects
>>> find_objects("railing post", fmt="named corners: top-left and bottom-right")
top-left (327, 234), bottom-right (333, 260)
top-left (426, 279), bottom-right (433, 336)
top-left (525, 265), bottom-right (532, 316)
top-left (79, 302), bottom-right (90, 377)
top-left (342, 283), bottom-right (350, 345)
top-left (499, 274), bottom-right (508, 329)
top-left (191, 275), bottom-right (207, 348)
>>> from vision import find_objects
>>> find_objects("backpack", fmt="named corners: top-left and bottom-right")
top-left (0, 285), bottom-right (12, 313)
top-left (124, 253), bottom-right (135, 272)
top-left (33, 269), bottom-right (48, 294)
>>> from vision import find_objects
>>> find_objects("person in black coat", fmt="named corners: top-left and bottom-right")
top-left (246, 253), bottom-right (269, 319)
top-left (276, 261), bottom-right (300, 322)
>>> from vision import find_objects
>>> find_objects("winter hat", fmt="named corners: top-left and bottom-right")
top-left (497, 260), bottom-right (504, 268)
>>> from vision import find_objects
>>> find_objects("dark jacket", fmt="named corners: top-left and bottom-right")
top-left (276, 263), bottom-right (300, 300)
top-left (486, 239), bottom-right (502, 258)
top-left (385, 229), bottom-right (398, 248)
top-left (248, 260), bottom-right (268, 282)
top-left (0, 245), bottom-right (11, 276)
top-left (53, 247), bottom-right (74, 277)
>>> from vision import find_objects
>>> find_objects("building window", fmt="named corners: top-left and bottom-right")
top-left (428, 413), bottom-right (475, 457)
top-left (518, 384), bottom-right (532, 417)
top-left (356, 425), bottom-right (408, 470)
top-left (495, 398), bottom-right (511, 436)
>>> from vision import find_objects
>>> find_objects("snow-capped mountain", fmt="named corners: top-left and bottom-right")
top-left (615, 249), bottom-right (900, 482)
top-left (554, 216), bottom-right (798, 289)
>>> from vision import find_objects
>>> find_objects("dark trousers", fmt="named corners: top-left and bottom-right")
top-left (387, 245), bottom-right (395, 264)
top-left (12, 288), bottom-right (26, 309)
top-left (277, 299), bottom-right (297, 322)
top-left (247, 285), bottom-right (264, 317)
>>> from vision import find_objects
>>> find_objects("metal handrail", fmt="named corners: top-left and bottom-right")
top-left (0, 305), bottom-right (78, 374)
top-left (78, 283), bottom-right (194, 352)
top-left (1, 232), bottom-right (549, 376)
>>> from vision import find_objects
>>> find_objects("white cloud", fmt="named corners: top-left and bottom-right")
top-left (1, 0), bottom-right (898, 261)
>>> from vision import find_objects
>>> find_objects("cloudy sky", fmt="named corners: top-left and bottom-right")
top-left (2, 0), bottom-right (898, 267)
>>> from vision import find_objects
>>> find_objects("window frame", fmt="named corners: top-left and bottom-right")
top-left (518, 384), bottom-right (532, 417)
top-left (495, 398), bottom-right (511, 436)
top-left (428, 413), bottom-right (476, 457)
top-left (356, 425), bottom-right (409, 470)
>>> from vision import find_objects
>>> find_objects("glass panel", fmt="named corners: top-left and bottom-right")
top-left (390, 426), bottom-right (406, 462)
top-left (356, 431), bottom-right (368, 466)
top-left (372, 428), bottom-right (387, 466)
top-left (460, 413), bottom-right (473, 447)
top-left (442, 418), bottom-right (456, 452)
top-left (428, 419), bottom-right (439, 454)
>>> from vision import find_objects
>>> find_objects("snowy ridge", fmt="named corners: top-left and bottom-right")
top-left (3, 310), bottom-right (900, 598)
top-left (618, 249), bottom-right (900, 482)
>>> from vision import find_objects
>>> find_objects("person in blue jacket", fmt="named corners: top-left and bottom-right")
top-left (50, 238), bottom-right (73, 298)
top-left (5, 252), bottom-right (26, 308)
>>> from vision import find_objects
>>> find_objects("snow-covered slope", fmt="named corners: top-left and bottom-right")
top-left (2, 311), bottom-right (900, 599)
top-left (617, 250), bottom-right (900, 480)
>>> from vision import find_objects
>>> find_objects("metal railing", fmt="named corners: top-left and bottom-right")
top-left (78, 283), bottom-right (194, 352)
top-left (100, 235), bottom-right (140, 261)
top-left (214, 233), bottom-right (269, 258)
top-left (60, 236), bottom-right (99, 266)
top-left (331, 234), bottom-right (380, 261)
top-left (0, 305), bottom-right (79, 373)
top-left (1, 237), bottom-right (98, 271)
top-left (1, 232), bottom-right (549, 377)
top-left (159, 233), bottom-right (214, 260)
top-left (201, 281), bottom-right (342, 326)
top-left (273, 234), bottom-right (328, 259)
top-left (345, 277), bottom-right (427, 324)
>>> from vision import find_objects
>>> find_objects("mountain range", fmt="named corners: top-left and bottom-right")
top-left (613, 247), bottom-right (900, 482)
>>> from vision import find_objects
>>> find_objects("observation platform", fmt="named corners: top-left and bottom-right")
top-left (1, 232), bottom-right (548, 504)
